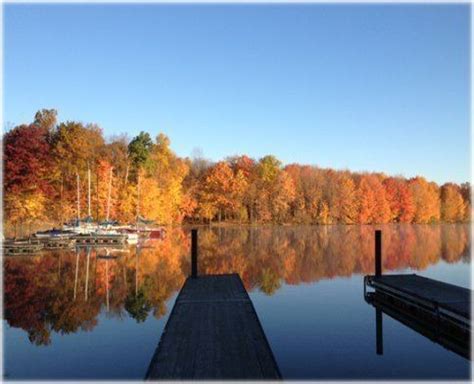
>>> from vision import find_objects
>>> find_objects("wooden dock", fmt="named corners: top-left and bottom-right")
top-left (3, 239), bottom-right (44, 255)
top-left (38, 237), bottom-right (76, 249)
top-left (365, 274), bottom-right (471, 330)
top-left (145, 273), bottom-right (281, 380)
top-left (73, 233), bottom-right (127, 246)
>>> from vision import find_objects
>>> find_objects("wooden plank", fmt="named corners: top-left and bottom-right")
top-left (146, 274), bottom-right (281, 380)
top-left (367, 274), bottom-right (471, 322)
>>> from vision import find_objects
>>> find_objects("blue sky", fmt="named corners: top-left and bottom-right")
top-left (3, 4), bottom-right (470, 184)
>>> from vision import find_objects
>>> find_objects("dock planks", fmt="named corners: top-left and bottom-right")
top-left (145, 274), bottom-right (281, 380)
top-left (365, 274), bottom-right (471, 328)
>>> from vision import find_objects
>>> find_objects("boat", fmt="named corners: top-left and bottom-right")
top-left (135, 216), bottom-right (166, 239)
top-left (63, 168), bottom-right (100, 234)
top-left (63, 218), bottom-right (97, 234)
top-left (33, 228), bottom-right (75, 239)
top-left (140, 226), bottom-right (166, 239)
top-left (96, 226), bottom-right (138, 245)
top-left (134, 179), bottom-right (165, 239)
top-left (118, 229), bottom-right (139, 244)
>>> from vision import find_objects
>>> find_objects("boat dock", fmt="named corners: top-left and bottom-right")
top-left (364, 230), bottom-right (471, 360)
top-left (73, 233), bottom-right (127, 246)
top-left (3, 239), bottom-right (44, 255)
top-left (146, 230), bottom-right (281, 380)
top-left (38, 237), bottom-right (76, 249)
top-left (365, 274), bottom-right (471, 330)
top-left (365, 282), bottom-right (470, 359)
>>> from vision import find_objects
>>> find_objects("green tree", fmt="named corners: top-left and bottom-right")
top-left (125, 289), bottom-right (152, 323)
top-left (128, 131), bottom-right (154, 178)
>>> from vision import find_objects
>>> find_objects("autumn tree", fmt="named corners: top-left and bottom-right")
top-left (49, 121), bottom-right (105, 221)
top-left (409, 177), bottom-right (441, 223)
top-left (3, 121), bottom-right (54, 228)
top-left (197, 162), bottom-right (244, 222)
top-left (104, 135), bottom-right (130, 185)
top-left (2, 108), bottom-right (470, 229)
top-left (229, 155), bottom-right (257, 222)
top-left (460, 182), bottom-right (471, 222)
top-left (355, 174), bottom-right (391, 224)
top-left (441, 183), bottom-right (465, 223)
top-left (285, 165), bottom-right (323, 224)
top-left (254, 155), bottom-right (284, 222)
top-left (329, 172), bottom-right (358, 224)
top-left (383, 177), bottom-right (415, 223)
top-left (34, 108), bottom-right (58, 131)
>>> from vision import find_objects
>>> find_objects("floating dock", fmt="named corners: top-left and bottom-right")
top-left (364, 230), bottom-right (471, 360)
top-left (146, 273), bottom-right (281, 380)
top-left (73, 233), bottom-right (127, 246)
top-left (365, 274), bottom-right (471, 330)
top-left (38, 237), bottom-right (76, 249)
top-left (3, 239), bottom-right (44, 255)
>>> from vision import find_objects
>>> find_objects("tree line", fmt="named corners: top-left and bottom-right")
top-left (3, 109), bottom-right (471, 229)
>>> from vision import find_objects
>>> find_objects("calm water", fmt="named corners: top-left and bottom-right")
top-left (3, 224), bottom-right (471, 380)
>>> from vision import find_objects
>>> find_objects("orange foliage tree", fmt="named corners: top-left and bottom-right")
top-left (3, 109), bottom-right (470, 232)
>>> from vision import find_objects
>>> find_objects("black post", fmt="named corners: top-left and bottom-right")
top-left (191, 229), bottom-right (198, 278)
top-left (376, 308), bottom-right (383, 355)
top-left (375, 230), bottom-right (382, 277)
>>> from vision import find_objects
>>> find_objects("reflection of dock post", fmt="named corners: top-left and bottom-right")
top-left (74, 248), bottom-right (80, 300)
top-left (85, 247), bottom-right (91, 301)
top-left (135, 246), bottom-right (140, 296)
top-left (375, 230), bottom-right (382, 277)
top-left (191, 229), bottom-right (198, 278)
top-left (376, 308), bottom-right (383, 355)
top-left (106, 259), bottom-right (110, 312)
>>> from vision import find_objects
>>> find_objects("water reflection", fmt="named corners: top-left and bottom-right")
top-left (367, 291), bottom-right (470, 360)
top-left (3, 224), bottom-right (471, 346)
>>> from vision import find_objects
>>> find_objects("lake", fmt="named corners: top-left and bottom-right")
top-left (3, 224), bottom-right (471, 380)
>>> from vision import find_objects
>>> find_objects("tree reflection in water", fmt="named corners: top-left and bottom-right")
top-left (3, 224), bottom-right (470, 345)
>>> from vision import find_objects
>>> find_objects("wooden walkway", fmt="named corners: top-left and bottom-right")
top-left (365, 274), bottom-right (471, 329)
top-left (145, 274), bottom-right (281, 380)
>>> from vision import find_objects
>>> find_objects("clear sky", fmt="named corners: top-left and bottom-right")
top-left (3, 4), bottom-right (471, 184)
